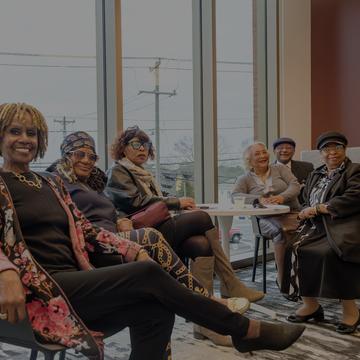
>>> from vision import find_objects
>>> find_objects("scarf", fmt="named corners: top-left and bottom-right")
top-left (117, 157), bottom-right (163, 196)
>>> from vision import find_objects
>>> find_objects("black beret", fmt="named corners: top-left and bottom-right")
top-left (316, 131), bottom-right (348, 150)
top-left (272, 137), bottom-right (296, 150)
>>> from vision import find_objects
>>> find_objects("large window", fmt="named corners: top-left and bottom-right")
top-left (216, 0), bottom-right (256, 261)
top-left (0, 0), bottom-right (98, 170)
top-left (121, 0), bottom-right (194, 197)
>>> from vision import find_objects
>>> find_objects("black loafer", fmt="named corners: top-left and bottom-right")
top-left (336, 310), bottom-right (360, 334)
top-left (287, 305), bottom-right (324, 323)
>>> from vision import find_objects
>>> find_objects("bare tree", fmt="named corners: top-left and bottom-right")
top-left (173, 136), bottom-right (194, 163)
top-left (173, 135), bottom-right (231, 163)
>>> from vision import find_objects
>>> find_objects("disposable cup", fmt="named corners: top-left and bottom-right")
top-left (233, 195), bottom-right (246, 209)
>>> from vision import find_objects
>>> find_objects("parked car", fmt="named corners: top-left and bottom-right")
top-left (229, 227), bottom-right (242, 243)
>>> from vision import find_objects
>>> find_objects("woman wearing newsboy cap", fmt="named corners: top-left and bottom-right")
top-left (286, 131), bottom-right (360, 334)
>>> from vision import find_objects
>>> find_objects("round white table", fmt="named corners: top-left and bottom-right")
top-left (199, 204), bottom-right (290, 258)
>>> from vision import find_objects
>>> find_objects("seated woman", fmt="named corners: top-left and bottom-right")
top-left (47, 131), bottom-right (249, 346)
top-left (286, 132), bottom-right (360, 334)
top-left (104, 126), bottom-right (264, 303)
top-left (232, 142), bottom-right (301, 289)
top-left (0, 102), bottom-right (304, 359)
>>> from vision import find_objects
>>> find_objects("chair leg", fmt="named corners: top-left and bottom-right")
top-left (262, 237), bottom-right (267, 293)
top-left (30, 350), bottom-right (38, 360)
top-left (59, 350), bottom-right (66, 360)
top-left (251, 235), bottom-right (260, 282)
top-left (43, 351), bottom-right (56, 360)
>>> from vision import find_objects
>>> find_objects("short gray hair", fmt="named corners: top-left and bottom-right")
top-left (243, 142), bottom-right (268, 170)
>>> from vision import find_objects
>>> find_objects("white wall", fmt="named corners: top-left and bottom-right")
top-left (278, 0), bottom-right (312, 158)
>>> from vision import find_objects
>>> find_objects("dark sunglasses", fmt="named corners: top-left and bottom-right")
top-left (128, 140), bottom-right (152, 150)
top-left (69, 150), bottom-right (99, 162)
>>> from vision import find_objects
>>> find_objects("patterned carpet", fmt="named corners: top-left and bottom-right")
top-left (1, 262), bottom-right (359, 360)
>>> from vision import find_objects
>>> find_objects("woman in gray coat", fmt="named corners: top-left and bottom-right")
top-left (232, 142), bottom-right (301, 289)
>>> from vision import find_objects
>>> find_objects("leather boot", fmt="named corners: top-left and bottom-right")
top-left (190, 257), bottom-right (251, 314)
top-left (193, 324), bottom-right (233, 347)
top-left (205, 228), bottom-right (264, 302)
top-left (190, 256), bottom-right (215, 295)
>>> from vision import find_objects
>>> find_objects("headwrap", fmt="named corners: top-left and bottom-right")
top-left (46, 131), bottom-right (107, 192)
top-left (60, 131), bottom-right (96, 156)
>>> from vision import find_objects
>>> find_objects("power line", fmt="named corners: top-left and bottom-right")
top-left (0, 63), bottom-right (253, 74)
top-left (0, 51), bottom-right (95, 59)
top-left (0, 63), bottom-right (95, 69)
top-left (124, 117), bottom-right (252, 122)
top-left (0, 52), bottom-right (253, 65)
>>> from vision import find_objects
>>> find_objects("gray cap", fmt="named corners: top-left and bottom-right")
top-left (273, 137), bottom-right (296, 150)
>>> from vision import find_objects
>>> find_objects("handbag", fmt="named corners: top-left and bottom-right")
top-left (129, 202), bottom-right (171, 229)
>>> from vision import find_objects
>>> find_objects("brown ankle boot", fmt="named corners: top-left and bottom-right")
top-left (205, 228), bottom-right (264, 302)
top-left (190, 256), bottom-right (215, 294)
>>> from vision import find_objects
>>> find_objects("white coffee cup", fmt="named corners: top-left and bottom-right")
top-left (233, 195), bottom-right (246, 209)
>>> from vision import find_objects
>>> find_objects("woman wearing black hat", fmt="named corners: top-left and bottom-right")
top-left (287, 131), bottom-right (360, 334)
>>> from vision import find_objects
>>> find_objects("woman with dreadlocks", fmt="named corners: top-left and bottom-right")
top-left (0, 102), bottom-right (305, 360)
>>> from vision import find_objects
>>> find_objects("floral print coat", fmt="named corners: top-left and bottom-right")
top-left (0, 173), bottom-right (142, 360)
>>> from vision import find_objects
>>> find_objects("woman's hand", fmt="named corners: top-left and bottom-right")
top-left (116, 218), bottom-right (134, 232)
top-left (179, 197), bottom-right (196, 209)
top-left (298, 206), bottom-right (317, 220)
top-left (260, 195), bottom-right (284, 205)
top-left (135, 249), bottom-right (152, 262)
top-left (267, 195), bottom-right (285, 205)
top-left (0, 270), bottom-right (26, 324)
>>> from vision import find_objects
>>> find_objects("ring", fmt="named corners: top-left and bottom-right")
top-left (0, 312), bottom-right (7, 320)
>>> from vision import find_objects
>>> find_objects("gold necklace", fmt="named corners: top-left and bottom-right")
top-left (13, 171), bottom-right (42, 189)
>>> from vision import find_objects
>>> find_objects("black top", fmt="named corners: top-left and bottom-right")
top-left (64, 180), bottom-right (118, 233)
top-left (1, 172), bottom-right (79, 274)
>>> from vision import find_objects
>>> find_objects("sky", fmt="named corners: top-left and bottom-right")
top-left (0, 0), bottom-right (254, 175)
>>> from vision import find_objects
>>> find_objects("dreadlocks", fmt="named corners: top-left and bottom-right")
top-left (0, 103), bottom-right (48, 160)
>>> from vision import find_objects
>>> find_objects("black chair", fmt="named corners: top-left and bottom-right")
top-left (251, 216), bottom-right (272, 293)
top-left (0, 317), bottom-right (66, 360)
top-left (0, 317), bottom-right (120, 360)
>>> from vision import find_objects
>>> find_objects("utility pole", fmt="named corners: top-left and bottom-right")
top-left (138, 59), bottom-right (176, 183)
top-left (54, 116), bottom-right (75, 139)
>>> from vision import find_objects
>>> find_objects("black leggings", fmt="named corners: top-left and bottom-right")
top-left (53, 261), bottom-right (249, 360)
top-left (157, 210), bottom-right (214, 259)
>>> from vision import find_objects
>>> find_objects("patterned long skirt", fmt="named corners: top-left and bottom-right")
top-left (287, 219), bottom-right (360, 300)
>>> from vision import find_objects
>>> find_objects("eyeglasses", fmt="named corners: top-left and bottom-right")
top-left (69, 150), bottom-right (99, 162)
top-left (320, 144), bottom-right (345, 153)
top-left (128, 140), bottom-right (152, 150)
